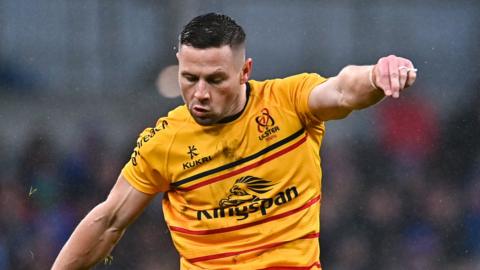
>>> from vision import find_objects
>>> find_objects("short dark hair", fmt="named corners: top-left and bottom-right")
top-left (179, 13), bottom-right (246, 49)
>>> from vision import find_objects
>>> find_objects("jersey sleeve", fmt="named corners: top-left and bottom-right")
top-left (121, 119), bottom-right (170, 194)
top-left (272, 73), bottom-right (327, 127)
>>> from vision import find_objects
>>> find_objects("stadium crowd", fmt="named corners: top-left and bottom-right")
top-left (1, 88), bottom-right (479, 270)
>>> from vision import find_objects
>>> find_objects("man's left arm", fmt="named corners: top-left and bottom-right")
top-left (308, 55), bottom-right (417, 121)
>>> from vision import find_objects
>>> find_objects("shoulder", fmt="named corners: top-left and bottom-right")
top-left (249, 73), bottom-right (325, 84)
top-left (249, 73), bottom-right (326, 92)
top-left (156, 105), bottom-right (191, 132)
top-left (134, 105), bottom-right (191, 154)
top-left (248, 73), bottom-right (326, 103)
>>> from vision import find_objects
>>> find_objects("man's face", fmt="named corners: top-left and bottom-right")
top-left (177, 44), bottom-right (251, 125)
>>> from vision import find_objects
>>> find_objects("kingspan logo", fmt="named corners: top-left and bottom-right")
top-left (196, 176), bottom-right (299, 221)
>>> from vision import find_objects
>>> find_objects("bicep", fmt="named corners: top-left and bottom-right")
top-left (307, 76), bottom-right (352, 121)
top-left (102, 174), bottom-right (156, 229)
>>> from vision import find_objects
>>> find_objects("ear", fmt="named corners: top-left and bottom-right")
top-left (240, 58), bottom-right (253, 84)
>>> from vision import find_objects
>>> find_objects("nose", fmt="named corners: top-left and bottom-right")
top-left (193, 80), bottom-right (210, 100)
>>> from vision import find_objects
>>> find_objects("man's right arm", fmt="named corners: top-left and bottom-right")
top-left (52, 175), bottom-right (155, 269)
top-left (308, 55), bottom-right (417, 121)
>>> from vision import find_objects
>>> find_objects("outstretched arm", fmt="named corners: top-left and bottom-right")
top-left (52, 175), bottom-right (155, 269)
top-left (308, 54), bottom-right (417, 121)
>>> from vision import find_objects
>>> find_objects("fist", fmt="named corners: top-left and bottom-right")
top-left (371, 55), bottom-right (417, 98)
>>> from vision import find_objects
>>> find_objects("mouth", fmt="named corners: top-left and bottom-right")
top-left (192, 105), bottom-right (210, 117)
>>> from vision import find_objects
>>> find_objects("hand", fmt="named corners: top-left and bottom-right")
top-left (370, 55), bottom-right (417, 98)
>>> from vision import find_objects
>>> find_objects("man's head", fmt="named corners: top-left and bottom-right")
top-left (176, 13), bottom-right (252, 126)
top-left (179, 13), bottom-right (246, 50)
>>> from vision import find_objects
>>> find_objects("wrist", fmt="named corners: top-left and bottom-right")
top-left (368, 65), bottom-right (379, 90)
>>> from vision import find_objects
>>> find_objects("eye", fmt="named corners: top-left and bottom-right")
top-left (208, 76), bottom-right (225, 85)
top-left (183, 74), bottom-right (198, 83)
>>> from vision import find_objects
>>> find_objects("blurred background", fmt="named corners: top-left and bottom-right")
top-left (1, 0), bottom-right (479, 269)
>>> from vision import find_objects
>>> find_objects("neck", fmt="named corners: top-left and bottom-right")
top-left (218, 83), bottom-right (250, 124)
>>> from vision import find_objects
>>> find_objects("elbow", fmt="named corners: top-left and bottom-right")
top-left (90, 202), bottom-right (113, 225)
top-left (88, 202), bottom-right (126, 234)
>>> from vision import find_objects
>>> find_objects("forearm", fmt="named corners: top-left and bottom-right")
top-left (337, 65), bottom-right (384, 111)
top-left (308, 55), bottom-right (416, 121)
top-left (52, 203), bottom-right (125, 269)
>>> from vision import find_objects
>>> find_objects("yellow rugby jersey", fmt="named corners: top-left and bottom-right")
top-left (122, 73), bottom-right (327, 269)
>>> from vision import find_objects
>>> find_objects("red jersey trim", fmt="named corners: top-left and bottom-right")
top-left (188, 233), bottom-right (320, 263)
top-left (260, 261), bottom-right (321, 270)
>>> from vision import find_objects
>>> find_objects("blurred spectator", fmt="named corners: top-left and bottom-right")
top-left (58, 127), bottom-right (106, 201)
top-left (464, 175), bottom-right (480, 256)
top-left (2, 91), bottom-right (479, 269)
top-left (375, 94), bottom-right (439, 171)
top-left (401, 222), bottom-right (444, 270)
top-left (434, 85), bottom-right (480, 181)
top-left (330, 232), bottom-right (371, 270)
